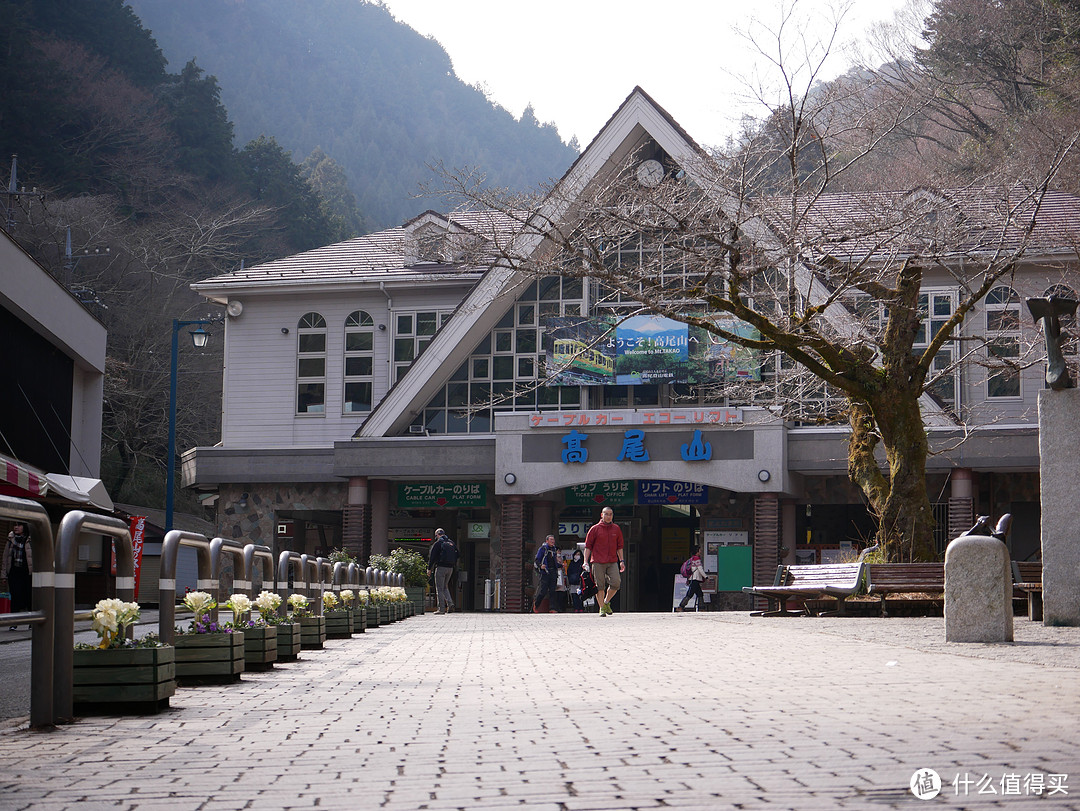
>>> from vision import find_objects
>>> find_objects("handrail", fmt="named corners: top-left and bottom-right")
top-left (55, 510), bottom-right (133, 724)
top-left (0, 496), bottom-right (55, 728)
top-left (159, 530), bottom-right (213, 645)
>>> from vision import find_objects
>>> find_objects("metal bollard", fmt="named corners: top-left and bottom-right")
top-left (243, 544), bottom-right (274, 598)
top-left (210, 537), bottom-right (246, 608)
top-left (159, 531), bottom-right (212, 645)
top-left (277, 551), bottom-right (305, 618)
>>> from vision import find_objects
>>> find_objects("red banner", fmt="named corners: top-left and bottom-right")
top-left (112, 517), bottom-right (147, 600)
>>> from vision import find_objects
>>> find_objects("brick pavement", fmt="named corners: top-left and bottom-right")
top-left (1, 611), bottom-right (1079, 810)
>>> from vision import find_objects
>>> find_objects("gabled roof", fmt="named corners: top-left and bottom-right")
top-left (356, 86), bottom-right (730, 437)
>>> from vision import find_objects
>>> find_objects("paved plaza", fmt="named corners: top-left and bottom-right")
top-left (1, 611), bottom-right (1079, 810)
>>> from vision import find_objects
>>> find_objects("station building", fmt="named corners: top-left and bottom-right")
top-left (184, 88), bottom-right (1078, 612)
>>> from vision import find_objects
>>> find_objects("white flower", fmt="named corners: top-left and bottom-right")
top-left (254, 590), bottom-right (281, 617)
top-left (89, 597), bottom-right (140, 649)
top-left (226, 593), bottom-right (252, 621)
top-left (340, 589), bottom-right (355, 606)
top-left (287, 594), bottom-right (309, 611)
top-left (183, 591), bottom-right (216, 616)
top-left (323, 592), bottom-right (339, 610)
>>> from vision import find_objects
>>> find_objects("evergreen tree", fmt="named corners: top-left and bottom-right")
top-left (159, 60), bottom-right (239, 183)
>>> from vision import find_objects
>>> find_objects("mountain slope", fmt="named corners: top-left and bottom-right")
top-left (128, 0), bottom-right (579, 230)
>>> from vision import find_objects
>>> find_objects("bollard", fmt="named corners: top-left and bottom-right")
top-left (277, 551), bottom-right (305, 615)
top-left (159, 531), bottom-right (213, 645)
top-left (55, 510), bottom-right (134, 723)
top-left (0, 496), bottom-right (56, 727)
top-left (210, 538), bottom-right (246, 607)
top-left (243, 544), bottom-right (275, 598)
top-left (945, 533), bottom-right (1014, 643)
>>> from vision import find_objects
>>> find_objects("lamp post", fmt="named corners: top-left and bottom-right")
top-left (166, 319), bottom-right (211, 531)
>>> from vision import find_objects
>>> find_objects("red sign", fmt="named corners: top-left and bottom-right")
top-left (112, 517), bottom-right (147, 600)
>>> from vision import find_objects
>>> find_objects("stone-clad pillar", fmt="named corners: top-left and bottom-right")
top-left (530, 500), bottom-right (553, 547)
top-left (371, 479), bottom-right (390, 557)
top-left (501, 496), bottom-right (526, 613)
top-left (342, 477), bottom-right (370, 563)
top-left (752, 494), bottom-right (780, 612)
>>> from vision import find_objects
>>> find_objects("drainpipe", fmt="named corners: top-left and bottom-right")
top-left (379, 281), bottom-right (393, 390)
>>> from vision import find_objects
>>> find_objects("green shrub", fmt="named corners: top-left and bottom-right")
top-left (369, 547), bottom-right (429, 587)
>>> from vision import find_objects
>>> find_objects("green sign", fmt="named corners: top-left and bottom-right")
top-left (565, 480), bottom-right (634, 506)
top-left (397, 482), bottom-right (487, 508)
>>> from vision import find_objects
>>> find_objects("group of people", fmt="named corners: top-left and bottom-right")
top-left (533, 506), bottom-right (626, 617)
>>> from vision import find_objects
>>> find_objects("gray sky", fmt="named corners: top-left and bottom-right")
top-left (379, 0), bottom-right (913, 149)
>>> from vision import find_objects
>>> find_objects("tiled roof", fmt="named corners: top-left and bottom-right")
top-left (758, 187), bottom-right (1080, 263)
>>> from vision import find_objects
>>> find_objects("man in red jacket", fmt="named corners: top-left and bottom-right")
top-left (583, 506), bottom-right (625, 617)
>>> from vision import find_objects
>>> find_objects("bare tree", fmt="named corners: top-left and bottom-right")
top-left (436, 1), bottom-right (1078, 561)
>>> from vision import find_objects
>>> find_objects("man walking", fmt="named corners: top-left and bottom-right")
top-left (583, 507), bottom-right (625, 617)
top-left (533, 534), bottom-right (560, 614)
top-left (427, 528), bottom-right (458, 614)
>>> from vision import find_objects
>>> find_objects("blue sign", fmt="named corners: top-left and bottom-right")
top-left (637, 481), bottom-right (708, 505)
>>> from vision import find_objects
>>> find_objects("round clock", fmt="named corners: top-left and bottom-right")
top-left (636, 159), bottom-right (664, 187)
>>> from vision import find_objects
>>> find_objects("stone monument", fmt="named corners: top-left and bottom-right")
top-left (945, 532), bottom-right (1013, 643)
top-left (1029, 296), bottom-right (1080, 625)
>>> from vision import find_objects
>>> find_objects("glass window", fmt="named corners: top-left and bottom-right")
top-left (986, 286), bottom-right (1021, 399)
top-left (344, 310), bottom-right (374, 414)
top-left (296, 312), bottom-right (326, 415)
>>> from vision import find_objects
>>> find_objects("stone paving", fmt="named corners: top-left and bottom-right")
top-left (1, 611), bottom-right (1079, 810)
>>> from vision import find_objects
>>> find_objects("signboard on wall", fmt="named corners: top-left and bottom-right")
top-left (397, 482), bottom-right (486, 508)
top-left (565, 480), bottom-right (634, 505)
top-left (637, 480), bottom-right (707, 505)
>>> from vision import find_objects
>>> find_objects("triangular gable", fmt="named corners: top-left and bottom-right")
top-left (358, 87), bottom-right (951, 437)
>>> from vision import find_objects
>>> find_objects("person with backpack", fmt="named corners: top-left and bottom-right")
top-left (676, 546), bottom-right (706, 612)
top-left (532, 535), bottom-right (560, 614)
top-left (427, 528), bottom-right (458, 614)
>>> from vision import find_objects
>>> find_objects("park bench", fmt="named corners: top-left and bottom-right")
top-left (864, 563), bottom-right (945, 617)
top-left (1012, 560), bottom-right (1043, 621)
top-left (743, 562), bottom-right (866, 617)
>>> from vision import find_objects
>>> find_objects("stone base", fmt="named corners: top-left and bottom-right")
top-left (945, 535), bottom-right (1013, 643)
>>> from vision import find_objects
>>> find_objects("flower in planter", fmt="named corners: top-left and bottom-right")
top-left (226, 593), bottom-right (253, 628)
top-left (89, 598), bottom-right (140, 649)
top-left (254, 590), bottom-right (283, 624)
top-left (178, 590), bottom-right (231, 635)
top-left (340, 589), bottom-right (355, 608)
top-left (389, 587), bottom-right (407, 603)
top-left (355, 590), bottom-right (369, 606)
top-left (287, 593), bottom-right (311, 618)
top-left (323, 592), bottom-right (339, 612)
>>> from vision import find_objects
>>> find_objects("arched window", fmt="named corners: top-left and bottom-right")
top-left (344, 310), bottom-right (374, 413)
top-left (985, 286), bottom-right (1020, 399)
top-left (296, 312), bottom-right (327, 414)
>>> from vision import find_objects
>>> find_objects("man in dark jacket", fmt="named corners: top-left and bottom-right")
top-left (532, 535), bottom-right (560, 614)
top-left (427, 529), bottom-right (458, 614)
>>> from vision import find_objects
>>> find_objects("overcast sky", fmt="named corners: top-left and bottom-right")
top-left (379, 0), bottom-right (914, 150)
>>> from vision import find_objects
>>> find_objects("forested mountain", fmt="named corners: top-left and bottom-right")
top-left (127, 0), bottom-right (580, 230)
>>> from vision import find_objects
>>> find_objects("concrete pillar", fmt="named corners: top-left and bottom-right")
top-left (1039, 389), bottom-right (1080, 625)
top-left (945, 533), bottom-right (1013, 642)
top-left (948, 468), bottom-right (975, 543)
top-left (370, 479), bottom-right (390, 557)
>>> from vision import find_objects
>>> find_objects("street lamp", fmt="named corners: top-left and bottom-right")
top-left (166, 318), bottom-right (213, 531)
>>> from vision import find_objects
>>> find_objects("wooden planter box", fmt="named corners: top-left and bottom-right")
top-left (366, 605), bottom-right (380, 628)
top-left (379, 604), bottom-right (391, 624)
top-left (404, 586), bottom-right (426, 615)
top-left (276, 622), bottom-right (301, 661)
top-left (73, 646), bottom-right (176, 713)
top-left (243, 624), bottom-right (278, 670)
top-left (324, 610), bottom-right (353, 639)
top-left (343, 604), bottom-right (365, 632)
top-left (175, 632), bottom-right (245, 684)
top-left (299, 616), bottom-right (326, 649)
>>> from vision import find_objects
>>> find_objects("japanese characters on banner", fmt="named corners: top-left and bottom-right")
top-left (397, 482), bottom-right (487, 508)
top-left (111, 516), bottom-right (147, 599)
top-left (543, 313), bottom-right (761, 386)
top-left (565, 480), bottom-right (708, 506)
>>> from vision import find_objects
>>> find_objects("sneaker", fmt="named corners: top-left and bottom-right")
top-left (532, 605), bottom-right (542, 614)
top-left (603, 604), bottom-right (613, 616)
top-left (598, 603), bottom-right (606, 616)
top-left (436, 609), bottom-right (446, 615)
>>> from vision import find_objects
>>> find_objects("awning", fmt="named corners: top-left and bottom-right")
top-left (0, 453), bottom-right (114, 511)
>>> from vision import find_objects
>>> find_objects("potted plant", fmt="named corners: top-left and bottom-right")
top-left (289, 593), bottom-right (325, 649)
top-left (365, 588), bottom-right (380, 628)
top-left (256, 591), bottom-right (300, 662)
top-left (323, 591), bottom-right (353, 638)
top-left (174, 591), bottom-right (244, 684)
top-left (73, 598), bottom-right (175, 713)
top-left (340, 589), bottom-right (365, 633)
top-left (228, 593), bottom-right (277, 670)
top-left (369, 548), bottom-right (429, 614)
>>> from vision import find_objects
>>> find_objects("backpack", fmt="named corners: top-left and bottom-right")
top-left (579, 567), bottom-right (599, 600)
top-left (437, 538), bottom-right (459, 567)
top-left (680, 557), bottom-right (695, 581)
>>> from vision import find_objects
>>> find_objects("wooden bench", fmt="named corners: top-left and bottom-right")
top-left (1012, 560), bottom-right (1043, 621)
top-left (864, 563), bottom-right (945, 617)
top-left (743, 563), bottom-right (866, 617)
